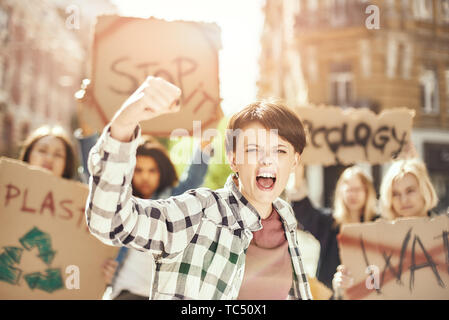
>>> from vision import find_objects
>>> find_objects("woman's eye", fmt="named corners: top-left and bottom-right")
top-left (277, 149), bottom-right (287, 154)
top-left (246, 149), bottom-right (257, 153)
top-left (54, 153), bottom-right (65, 158)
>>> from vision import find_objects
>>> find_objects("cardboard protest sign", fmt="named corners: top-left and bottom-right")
top-left (0, 157), bottom-right (118, 299)
top-left (85, 15), bottom-right (223, 137)
top-left (338, 215), bottom-right (449, 300)
top-left (295, 106), bottom-right (415, 165)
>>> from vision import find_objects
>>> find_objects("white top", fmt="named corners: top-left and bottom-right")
top-left (110, 249), bottom-right (155, 299)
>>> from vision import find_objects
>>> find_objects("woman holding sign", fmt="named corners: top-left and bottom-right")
top-left (19, 125), bottom-right (76, 179)
top-left (287, 165), bottom-right (378, 292)
top-left (333, 158), bottom-right (440, 299)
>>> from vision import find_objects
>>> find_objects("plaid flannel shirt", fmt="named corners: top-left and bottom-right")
top-left (85, 125), bottom-right (313, 300)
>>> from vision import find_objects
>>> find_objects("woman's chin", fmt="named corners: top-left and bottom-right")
top-left (253, 188), bottom-right (281, 204)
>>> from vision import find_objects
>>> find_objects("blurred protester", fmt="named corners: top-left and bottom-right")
top-left (333, 158), bottom-right (440, 299)
top-left (287, 165), bottom-right (378, 294)
top-left (380, 158), bottom-right (439, 220)
top-left (19, 125), bottom-right (76, 179)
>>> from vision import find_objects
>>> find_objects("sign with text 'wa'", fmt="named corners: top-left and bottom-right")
top-left (339, 215), bottom-right (449, 300)
top-left (85, 15), bottom-right (223, 137)
top-left (296, 106), bottom-right (415, 165)
top-left (0, 157), bottom-right (117, 299)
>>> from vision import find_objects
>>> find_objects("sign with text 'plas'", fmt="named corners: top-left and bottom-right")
top-left (339, 215), bottom-right (449, 300)
top-left (0, 157), bottom-right (117, 299)
top-left (295, 106), bottom-right (415, 165)
top-left (86, 15), bottom-right (223, 137)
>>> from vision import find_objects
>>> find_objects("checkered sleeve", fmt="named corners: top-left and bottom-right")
top-left (85, 124), bottom-right (208, 255)
top-left (286, 205), bottom-right (313, 300)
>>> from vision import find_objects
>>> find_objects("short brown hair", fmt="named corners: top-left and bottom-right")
top-left (225, 100), bottom-right (307, 155)
top-left (19, 125), bottom-right (76, 179)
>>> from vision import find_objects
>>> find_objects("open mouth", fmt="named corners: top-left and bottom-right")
top-left (256, 172), bottom-right (276, 191)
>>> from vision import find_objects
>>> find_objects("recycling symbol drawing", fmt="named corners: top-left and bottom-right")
top-left (0, 226), bottom-right (64, 293)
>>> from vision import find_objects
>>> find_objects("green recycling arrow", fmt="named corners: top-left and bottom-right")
top-left (24, 268), bottom-right (64, 293)
top-left (0, 227), bottom-right (64, 293)
top-left (0, 246), bottom-right (23, 285)
top-left (19, 227), bottom-right (56, 265)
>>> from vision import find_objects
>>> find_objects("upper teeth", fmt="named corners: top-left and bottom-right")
top-left (258, 173), bottom-right (275, 178)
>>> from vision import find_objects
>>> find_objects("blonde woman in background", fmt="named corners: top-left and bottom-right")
top-left (289, 165), bottom-right (378, 295)
top-left (333, 166), bottom-right (378, 225)
top-left (380, 158), bottom-right (438, 220)
top-left (334, 158), bottom-right (440, 299)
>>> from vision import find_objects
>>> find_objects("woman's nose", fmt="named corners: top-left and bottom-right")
top-left (43, 152), bottom-right (54, 162)
top-left (259, 152), bottom-right (274, 165)
top-left (400, 193), bottom-right (408, 205)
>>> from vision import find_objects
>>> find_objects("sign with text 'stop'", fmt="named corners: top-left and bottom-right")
top-left (296, 106), bottom-right (415, 165)
top-left (339, 215), bottom-right (449, 300)
top-left (88, 15), bottom-right (223, 137)
top-left (0, 157), bottom-right (117, 299)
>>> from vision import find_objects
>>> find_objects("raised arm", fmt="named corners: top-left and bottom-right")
top-left (85, 76), bottom-right (208, 255)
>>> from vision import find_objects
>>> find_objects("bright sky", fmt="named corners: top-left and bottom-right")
top-left (111, 0), bottom-right (266, 117)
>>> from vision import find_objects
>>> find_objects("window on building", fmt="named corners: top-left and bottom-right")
top-left (398, 43), bottom-right (407, 78)
top-left (306, 46), bottom-right (318, 83)
top-left (307, 0), bottom-right (319, 11)
top-left (0, 7), bottom-right (8, 45)
top-left (386, 38), bottom-right (398, 78)
top-left (386, 37), bottom-right (413, 79)
top-left (329, 0), bottom-right (348, 26)
top-left (359, 40), bottom-right (372, 78)
top-left (445, 69), bottom-right (449, 95)
top-left (330, 64), bottom-right (353, 108)
top-left (445, 69), bottom-right (449, 113)
top-left (420, 68), bottom-right (439, 114)
top-left (0, 56), bottom-right (4, 89)
top-left (398, 42), bottom-right (413, 79)
top-left (412, 0), bottom-right (433, 20)
top-left (440, 0), bottom-right (449, 24)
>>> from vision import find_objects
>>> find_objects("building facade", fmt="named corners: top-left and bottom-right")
top-left (259, 0), bottom-right (449, 212)
top-left (0, 0), bottom-right (116, 158)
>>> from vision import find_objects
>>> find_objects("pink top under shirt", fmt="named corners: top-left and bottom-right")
top-left (237, 208), bottom-right (293, 300)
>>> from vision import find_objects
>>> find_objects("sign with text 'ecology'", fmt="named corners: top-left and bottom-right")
top-left (0, 157), bottom-right (117, 299)
top-left (85, 15), bottom-right (223, 137)
top-left (296, 106), bottom-right (415, 165)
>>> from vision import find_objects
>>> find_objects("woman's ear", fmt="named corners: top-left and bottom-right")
top-left (226, 151), bottom-right (237, 172)
top-left (291, 153), bottom-right (301, 172)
